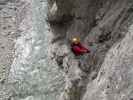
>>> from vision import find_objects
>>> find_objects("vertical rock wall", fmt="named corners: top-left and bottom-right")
top-left (47, 0), bottom-right (133, 100)
top-left (0, 0), bottom-right (29, 99)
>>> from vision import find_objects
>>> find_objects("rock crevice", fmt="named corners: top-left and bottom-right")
top-left (48, 0), bottom-right (133, 100)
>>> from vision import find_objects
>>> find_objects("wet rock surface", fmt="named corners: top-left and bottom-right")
top-left (48, 0), bottom-right (133, 100)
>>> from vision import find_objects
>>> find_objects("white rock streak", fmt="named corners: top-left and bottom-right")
top-left (9, 0), bottom-right (64, 100)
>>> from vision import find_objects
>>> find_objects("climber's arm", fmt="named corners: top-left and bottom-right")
top-left (73, 46), bottom-right (88, 53)
top-left (78, 44), bottom-right (90, 53)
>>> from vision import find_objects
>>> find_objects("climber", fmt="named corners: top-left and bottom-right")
top-left (71, 37), bottom-right (90, 56)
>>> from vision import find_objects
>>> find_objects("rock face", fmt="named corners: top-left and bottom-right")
top-left (83, 24), bottom-right (133, 100)
top-left (47, 0), bottom-right (133, 100)
top-left (0, 0), bottom-right (29, 99)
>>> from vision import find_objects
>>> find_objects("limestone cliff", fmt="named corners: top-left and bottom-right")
top-left (47, 0), bottom-right (133, 100)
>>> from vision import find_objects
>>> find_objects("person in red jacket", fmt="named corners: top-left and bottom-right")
top-left (71, 37), bottom-right (90, 56)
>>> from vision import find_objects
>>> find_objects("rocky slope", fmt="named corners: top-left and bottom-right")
top-left (47, 0), bottom-right (133, 100)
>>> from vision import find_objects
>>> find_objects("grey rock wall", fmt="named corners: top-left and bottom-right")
top-left (83, 24), bottom-right (133, 100)
top-left (0, 0), bottom-right (29, 99)
top-left (47, 0), bottom-right (133, 100)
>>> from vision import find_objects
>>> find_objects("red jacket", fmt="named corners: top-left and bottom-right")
top-left (71, 43), bottom-right (90, 56)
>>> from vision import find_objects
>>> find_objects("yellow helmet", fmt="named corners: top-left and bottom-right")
top-left (72, 37), bottom-right (80, 44)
